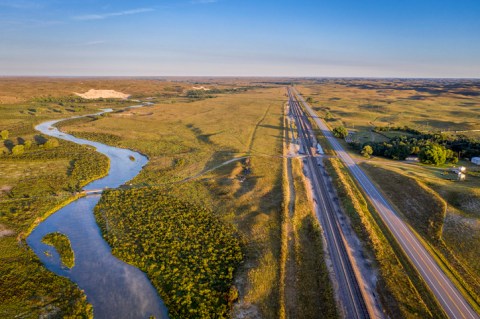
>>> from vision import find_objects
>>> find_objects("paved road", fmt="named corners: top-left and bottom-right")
top-left (288, 89), bottom-right (371, 319)
top-left (291, 87), bottom-right (480, 319)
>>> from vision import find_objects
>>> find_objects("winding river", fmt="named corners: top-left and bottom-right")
top-left (26, 108), bottom-right (169, 319)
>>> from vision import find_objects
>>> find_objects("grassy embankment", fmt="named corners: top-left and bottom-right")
top-left (289, 158), bottom-right (338, 318)
top-left (280, 103), bottom-right (338, 318)
top-left (361, 162), bottom-right (480, 313)
top-left (42, 232), bottom-right (75, 269)
top-left (325, 158), bottom-right (446, 318)
top-left (0, 89), bottom-right (121, 317)
top-left (59, 86), bottom-right (288, 318)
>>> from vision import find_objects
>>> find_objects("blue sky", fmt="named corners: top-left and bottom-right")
top-left (1, 0), bottom-right (479, 77)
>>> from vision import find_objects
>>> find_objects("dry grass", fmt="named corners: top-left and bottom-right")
top-left (297, 79), bottom-right (480, 135)
top-left (59, 85), bottom-right (288, 318)
top-left (325, 158), bottom-right (444, 318)
top-left (290, 158), bottom-right (338, 319)
top-left (360, 161), bottom-right (480, 308)
top-left (360, 163), bottom-right (446, 240)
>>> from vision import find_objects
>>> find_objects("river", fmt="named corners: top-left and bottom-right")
top-left (26, 108), bottom-right (169, 319)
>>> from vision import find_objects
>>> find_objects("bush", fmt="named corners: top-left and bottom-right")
top-left (44, 138), bottom-right (59, 149)
top-left (0, 130), bottom-right (9, 140)
top-left (12, 144), bottom-right (25, 156)
top-left (361, 145), bottom-right (373, 158)
top-left (332, 126), bottom-right (348, 139)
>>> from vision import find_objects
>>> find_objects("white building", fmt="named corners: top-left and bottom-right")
top-left (472, 157), bottom-right (480, 165)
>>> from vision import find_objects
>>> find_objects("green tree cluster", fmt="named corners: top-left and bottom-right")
top-left (333, 126), bottom-right (348, 139)
top-left (95, 189), bottom-right (243, 319)
top-left (418, 144), bottom-right (450, 165)
top-left (42, 232), bottom-right (75, 268)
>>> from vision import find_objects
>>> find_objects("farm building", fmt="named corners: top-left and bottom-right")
top-left (472, 157), bottom-right (480, 165)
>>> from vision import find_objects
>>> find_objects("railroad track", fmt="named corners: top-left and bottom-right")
top-left (287, 88), bottom-right (371, 319)
top-left (291, 87), bottom-right (480, 319)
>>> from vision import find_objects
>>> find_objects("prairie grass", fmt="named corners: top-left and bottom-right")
top-left (360, 162), bottom-right (480, 308)
top-left (325, 158), bottom-right (445, 318)
top-left (60, 86), bottom-right (288, 317)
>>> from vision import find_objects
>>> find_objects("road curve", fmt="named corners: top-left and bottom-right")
top-left (288, 88), bottom-right (371, 319)
top-left (292, 87), bottom-right (479, 319)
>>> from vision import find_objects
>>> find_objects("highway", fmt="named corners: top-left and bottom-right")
top-left (287, 88), bottom-right (371, 319)
top-left (291, 87), bottom-right (480, 319)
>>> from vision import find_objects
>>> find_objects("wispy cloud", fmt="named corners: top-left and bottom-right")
top-left (73, 8), bottom-right (154, 21)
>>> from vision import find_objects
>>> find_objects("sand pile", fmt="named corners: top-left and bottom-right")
top-left (75, 89), bottom-right (130, 99)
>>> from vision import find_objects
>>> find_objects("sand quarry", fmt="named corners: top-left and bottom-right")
top-left (75, 89), bottom-right (130, 99)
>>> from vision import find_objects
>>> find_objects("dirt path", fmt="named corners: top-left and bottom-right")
top-left (247, 103), bottom-right (273, 153)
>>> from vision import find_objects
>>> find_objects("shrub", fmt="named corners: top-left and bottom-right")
top-left (0, 130), bottom-right (9, 140)
top-left (361, 145), bottom-right (373, 158)
top-left (332, 126), bottom-right (348, 139)
top-left (12, 144), bottom-right (25, 156)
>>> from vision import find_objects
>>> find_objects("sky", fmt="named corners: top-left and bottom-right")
top-left (0, 0), bottom-right (479, 77)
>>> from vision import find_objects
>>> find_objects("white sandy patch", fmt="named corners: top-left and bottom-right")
top-left (75, 89), bottom-right (130, 99)
top-left (192, 86), bottom-right (210, 91)
top-left (0, 224), bottom-right (15, 238)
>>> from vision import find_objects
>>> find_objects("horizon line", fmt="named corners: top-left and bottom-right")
top-left (1, 75), bottom-right (479, 80)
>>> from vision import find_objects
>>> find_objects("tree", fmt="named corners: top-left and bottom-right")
top-left (325, 111), bottom-right (333, 121)
top-left (333, 126), bottom-right (348, 139)
top-left (44, 138), bottom-right (59, 149)
top-left (361, 145), bottom-right (373, 158)
top-left (24, 140), bottom-right (33, 149)
top-left (12, 144), bottom-right (25, 156)
top-left (0, 130), bottom-right (8, 140)
top-left (419, 144), bottom-right (447, 165)
top-left (306, 97), bottom-right (314, 103)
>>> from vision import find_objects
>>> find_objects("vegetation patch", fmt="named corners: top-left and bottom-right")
top-left (94, 188), bottom-right (243, 319)
top-left (360, 163), bottom-right (446, 240)
top-left (360, 163), bottom-right (480, 309)
top-left (325, 158), bottom-right (445, 318)
top-left (42, 232), bottom-right (75, 268)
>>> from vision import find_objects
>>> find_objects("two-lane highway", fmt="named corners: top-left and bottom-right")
top-left (291, 87), bottom-right (479, 319)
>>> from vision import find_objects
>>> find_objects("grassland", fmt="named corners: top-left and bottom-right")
top-left (0, 79), bottom-right (126, 317)
top-left (360, 161), bottom-right (480, 309)
top-left (57, 84), bottom-right (287, 318)
top-left (298, 79), bottom-right (480, 137)
top-left (299, 78), bottom-right (480, 315)
top-left (325, 158), bottom-right (445, 318)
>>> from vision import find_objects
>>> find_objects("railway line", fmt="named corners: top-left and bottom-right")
top-left (291, 87), bottom-right (480, 319)
top-left (287, 88), bottom-right (371, 319)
